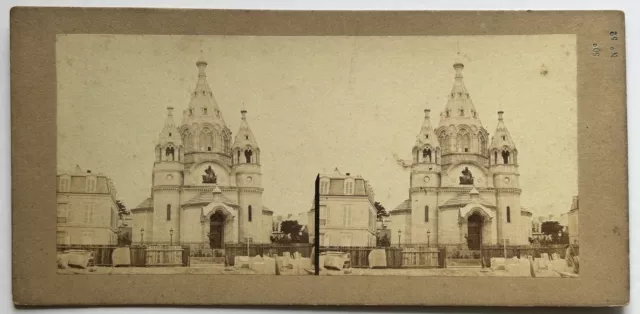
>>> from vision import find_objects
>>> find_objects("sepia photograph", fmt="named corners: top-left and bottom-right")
top-left (55, 34), bottom-right (579, 278)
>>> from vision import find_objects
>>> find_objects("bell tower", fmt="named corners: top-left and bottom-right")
top-left (410, 109), bottom-right (442, 245)
top-left (231, 110), bottom-right (264, 242)
top-left (488, 110), bottom-right (523, 244)
top-left (152, 106), bottom-right (184, 243)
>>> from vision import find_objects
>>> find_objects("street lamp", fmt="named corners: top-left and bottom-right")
top-left (169, 228), bottom-right (174, 245)
top-left (140, 227), bottom-right (144, 244)
top-left (427, 230), bottom-right (431, 247)
top-left (398, 230), bottom-right (402, 247)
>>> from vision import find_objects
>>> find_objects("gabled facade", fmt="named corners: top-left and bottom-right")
top-left (130, 57), bottom-right (273, 247)
top-left (390, 61), bottom-right (532, 248)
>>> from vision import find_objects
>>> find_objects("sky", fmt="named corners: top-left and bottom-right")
top-left (56, 34), bottom-right (577, 218)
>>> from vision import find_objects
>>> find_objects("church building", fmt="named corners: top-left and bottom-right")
top-left (130, 57), bottom-right (274, 248)
top-left (389, 60), bottom-right (533, 248)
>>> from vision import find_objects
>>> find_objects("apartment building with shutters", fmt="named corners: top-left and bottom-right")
top-left (312, 168), bottom-right (377, 247)
top-left (56, 166), bottom-right (120, 245)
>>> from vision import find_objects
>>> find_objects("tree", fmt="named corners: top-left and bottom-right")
top-left (277, 220), bottom-right (307, 243)
top-left (374, 202), bottom-right (389, 221)
top-left (541, 221), bottom-right (567, 244)
top-left (116, 200), bottom-right (129, 219)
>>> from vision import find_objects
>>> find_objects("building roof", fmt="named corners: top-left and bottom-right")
top-left (262, 205), bottom-right (274, 214)
top-left (413, 109), bottom-right (440, 150)
top-left (570, 195), bottom-right (579, 212)
top-left (157, 107), bottom-right (182, 147)
top-left (186, 57), bottom-right (225, 124)
top-left (440, 191), bottom-right (496, 208)
top-left (489, 111), bottom-right (516, 150)
top-left (389, 199), bottom-right (411, 214)
top-left (232, 110), bottom-right (259, 150)
top-left (131, 197), bottom-right (153, 212)
top-left (182, 191), bottom-right (240, 209)
top-left (437, 61), bottom-right (483, 129)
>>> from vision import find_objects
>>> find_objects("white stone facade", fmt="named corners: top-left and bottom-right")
top-left (389, 61), bottom-right (530, 248)
top-left (131, 57), bottom-right (273, 247)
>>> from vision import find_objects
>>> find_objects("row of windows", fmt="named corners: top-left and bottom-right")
top-left (187, 106), bottom-right (220, 117)
top-left (58, 177), bottom-right (97, 193)
top-left (182, 130), bottom-right (231, 153)
top-left (57, 203), bottom-right (96, 224)
top-left (437, 134), bottom-right (488, 154)
top-left (319, 180), bottom-right (355, 195)
top-left (319, 205), bottom-right (353, 227)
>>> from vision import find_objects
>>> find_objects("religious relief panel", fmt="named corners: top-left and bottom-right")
top-left (459, 167), bottom-right (474, 185)
top-left (202, 165), bottom-right (217, 184)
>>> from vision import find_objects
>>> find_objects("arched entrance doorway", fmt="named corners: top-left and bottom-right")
top-left (209, 211), bottom-right (225, 249)
top-left (467, 212), bottom-right (484, 250)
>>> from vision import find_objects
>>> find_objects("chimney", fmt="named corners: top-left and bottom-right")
top-left (86, 170), bottom-right (91, 174)
top-left (346, 173), bottom-right (350, 176)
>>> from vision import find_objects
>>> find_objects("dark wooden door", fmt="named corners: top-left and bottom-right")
top-left (209, 223), bottom-right (223, 249)
top-left (467, 223), bottom-right (482, 250)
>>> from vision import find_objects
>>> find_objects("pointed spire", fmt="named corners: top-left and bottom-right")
top-left (414, 108), bottom-right (440, 150)
top-left (157, 106), bottom-right (182, 147)
top-left (438, 57), bottom-right (482, 128)
top-left (185, 56), bottom-right (225, 126)
top-left (490, 110), bottom-right (516, 150)
top-left (232, 109), bottom-right (259, 150)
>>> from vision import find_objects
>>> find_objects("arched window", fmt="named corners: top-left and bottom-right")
top-left (423, 148), bottom-right (432, 163)
top-left (424, 206), bottom-right (429, 222)
top-left (200, 130), bottom-right (213, 151)
top-left (506, 206), bottom-right (511, 223)
top-left (184, 132), bottom-right (193, 151)
top-left (166, 204), bottom-right (171, 221)
top-left (165, 146), bottom-right (175, 161)
top-left (494, 151), bottom-right (498, 164)
top-left (237, 150), bottom-right (241, 164)
top-left (248, 205), bottom-right (252, 222)
top-left (223, 134), bottom-right (230, 152)
top-left (502, 150), bottom-right (510, 164)
top-left (479, 135), bottom-right (487, 155)
top-left (462, 134), bottom-right (471, 152)
top-left (244, 149), bottom-right (253, 163)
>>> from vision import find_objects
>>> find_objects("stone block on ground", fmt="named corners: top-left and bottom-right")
top-left (250, 261), bottom-right (265, 274)
top-left (57, 253), bottom-right (69, 269)
top-left (324, 253), bottom-right (349, 271)
top-left (490, 258), bottom-right (506, 271)
top-left (368, 249), bottom-right (387, 269)
top-left (518, 258), bottom-right (532, 277)
top-left (262, 256), bottom-right (276, 275)
top-left (293, 252), bottom-right (302, 259)
top-left (112, 247), bottom-right (131, 266)
top-left (234, 256), bottom-right (251, 269)
top-left (535, 257), bottom-right (548, 270)
top-left (67, 250), bottom-right (92, 269)
top-left (549, 259), bottom-right (568, 273)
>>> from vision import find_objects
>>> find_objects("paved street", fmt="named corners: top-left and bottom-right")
top-left (57, 264), bottom-right (311, 275)
top-left (320, 267), bottom-right (576, 277)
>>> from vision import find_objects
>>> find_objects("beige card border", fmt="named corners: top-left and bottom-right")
top-left (10, 8), bottom-right (628, 307)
